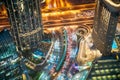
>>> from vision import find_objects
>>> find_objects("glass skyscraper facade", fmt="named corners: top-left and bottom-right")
top-left (4, 0), bottom-right (43, 52)
top-left (92, 0), bottom-right (120, 55)
top-left (0, 0), bottom-right (120, 80)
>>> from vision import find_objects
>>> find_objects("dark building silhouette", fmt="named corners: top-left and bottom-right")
top-left (4, 0), bottom-right (43, 53)
top-left (92, 0), bottom-right (120, 55)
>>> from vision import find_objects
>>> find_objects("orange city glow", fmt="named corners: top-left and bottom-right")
top-left (0, 0), bottom-right (95, 31)
top-left (42, 2), bottom-right (95, 28)
top-left (0, 4), bottom-right (7, 17)
top-left (45, 0), bottom-right (71, 9)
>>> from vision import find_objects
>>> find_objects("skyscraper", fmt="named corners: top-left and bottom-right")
top-left (4, 0), bottom-right (43, 53)
top-left (92, 0), bottom-right (120, 55)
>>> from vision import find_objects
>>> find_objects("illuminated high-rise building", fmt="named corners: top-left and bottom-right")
top-left (92, 0), bottom-right (120, 55)
top-left (4, 0), bottom-right (43, 53)
top-left (1, 0), bottom-right (120, 80)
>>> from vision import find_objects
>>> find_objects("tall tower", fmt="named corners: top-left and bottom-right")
top-left (4, 0), bottom-right (43, 53)
top-left (92, 0), bottom-right (120, 55)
